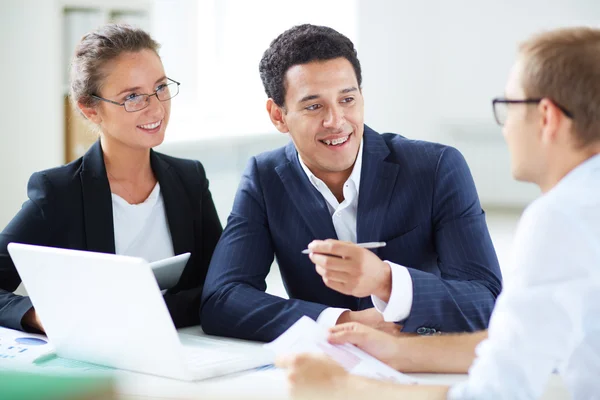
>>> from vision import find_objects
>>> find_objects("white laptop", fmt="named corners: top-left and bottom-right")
top-left (7, 243), bottom-right (273, 381)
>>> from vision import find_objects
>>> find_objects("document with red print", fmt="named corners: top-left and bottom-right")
top-left (265, 316), bottom-right (418, 384)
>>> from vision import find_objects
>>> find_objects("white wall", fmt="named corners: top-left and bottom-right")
top-left (357, 0), bottom-right (600, 206)
top-left (157, 133), bottom-right (290, 226)
top-left (156, 0), bottom-right (359, 142)
top-left (160, 0), bottom-right (600, 209)
top-left (2, 0), bottom-right (600, 231)
top-left (0, 0), bottom-right (64, 228)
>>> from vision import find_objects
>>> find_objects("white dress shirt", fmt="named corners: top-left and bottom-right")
top-left (449, 154), bottom-right (600, 400)
top-left (112, 182), bottom-right (175, 262)
top-left (297, 138), bottom-right (414, 327)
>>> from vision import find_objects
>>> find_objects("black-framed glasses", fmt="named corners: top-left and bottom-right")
top-left (91, 78), bottom-right (180, 112)
top-left (492, 97), bottom-right (574, 126)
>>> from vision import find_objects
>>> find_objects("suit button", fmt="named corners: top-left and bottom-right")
top-left (417, 327), bottom-right (427, 334)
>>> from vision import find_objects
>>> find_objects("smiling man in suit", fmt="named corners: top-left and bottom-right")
top-left (200, 24), bottom-right (502, 342)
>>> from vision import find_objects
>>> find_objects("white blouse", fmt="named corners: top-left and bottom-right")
top-left (111, 182), bottom-right (174, 262)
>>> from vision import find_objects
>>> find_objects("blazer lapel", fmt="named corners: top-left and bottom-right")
top-left (276, 142), bottom-right (338, 241)
top-left (151, 151), bottom-right (194, 255)
top-left (356, 126), bottom-right (400, 246)
top-left (80, 140), bottom-right (116, 254)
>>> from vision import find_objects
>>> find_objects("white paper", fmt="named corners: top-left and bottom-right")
top-left (0, 327), bottom-right (110, 375)
top-left (264, 316), bottom-right (418, 384)
top-left (0, 326), bottom-right (55, 364)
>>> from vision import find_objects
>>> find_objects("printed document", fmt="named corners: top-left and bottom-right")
top-left (265, 316), bottom-right (418, 384)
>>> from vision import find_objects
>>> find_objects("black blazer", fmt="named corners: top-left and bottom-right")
top-left (0, 141), bottom-right (222, 331)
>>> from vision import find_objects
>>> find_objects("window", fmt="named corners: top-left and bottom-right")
top-left (154, 0), bottom-right (358, 142)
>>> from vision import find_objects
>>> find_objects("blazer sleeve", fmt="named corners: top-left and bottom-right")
top-left (0, 172), bottom-right (59, 331)
top-left (402, 146), bottom-right (503, 333)
top-left (200, 157), bottom-right (327, 342)
top-left (162, 161), bottom-right (223, 328)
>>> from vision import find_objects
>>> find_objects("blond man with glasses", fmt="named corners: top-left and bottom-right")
top-left (278, 26), bottom-right (600, 400)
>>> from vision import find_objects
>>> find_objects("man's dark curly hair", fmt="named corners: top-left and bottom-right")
top-left (259, 24), bottom-right (362, 108)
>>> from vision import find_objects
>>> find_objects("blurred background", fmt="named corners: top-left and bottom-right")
top-left (1, 0), bottom-right (599, 292)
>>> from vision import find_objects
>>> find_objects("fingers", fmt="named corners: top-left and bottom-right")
top-left (277, 353), bottom-right (310, 391)
top-left (315, 265), bottom-right (352, 283)
top-left (307, 239), bottom-right (357, 258)
top-left (277, 353), bottom-right (336, 382)
top-left (327, 322), bottom-right (373, 347)
top-left (329, 322), bottom-right (364, 334)
top-left (311, 254), bottom-right (353, 273)
top-left (276, 354), bottom-right (295, 369)
top-left (313, 258), bottom-right (355, 295)
top-left (278, 353), bottom-right (349, 399)
top-left (321, 279), bottom-right (352, 295)
top-left (308, 240), bottom-right (379, 297)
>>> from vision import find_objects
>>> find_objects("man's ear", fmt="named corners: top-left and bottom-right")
top-left (266, 99), bottom-right (289, 133)
top-left (77, 101), bottom-right (102, 125)
top-left (538, 98), bottom-right (562, 145)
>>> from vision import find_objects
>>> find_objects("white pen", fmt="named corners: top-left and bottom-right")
top-left (301, 241), bottom-right (386, 254)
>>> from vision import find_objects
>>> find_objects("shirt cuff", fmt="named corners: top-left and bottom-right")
top-left (316, 307), bottom-right (350, 328)
top-left (371, 261), bottom-right (413, 322)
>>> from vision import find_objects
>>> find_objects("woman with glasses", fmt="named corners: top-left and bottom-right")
top-left (0, 24), bottom-right (222, 333)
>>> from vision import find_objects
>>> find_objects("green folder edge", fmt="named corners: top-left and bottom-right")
top-left (0, 369), bottom-right (115, 400)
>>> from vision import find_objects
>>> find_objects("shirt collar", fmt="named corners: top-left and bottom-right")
top-left (551, 153), bottom-right (600, 192)
top-left (298, 136), bottom-right (363, 193)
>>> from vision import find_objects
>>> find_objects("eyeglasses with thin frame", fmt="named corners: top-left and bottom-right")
top-left (492, 97), bottom-right (574, 126)
top-left (91, 78), bottom-right (180, 112)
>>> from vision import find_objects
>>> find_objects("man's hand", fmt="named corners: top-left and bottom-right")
top-left (308, 239), bottom-right (392, 301)
top-left (277, 351), bottom-right (450, 400)
top-left (276, 353), bottom-right (349, 399)
top-left (329, 322), bottom-right (482, 374)
top-left (328, 322), bottom-right (410, 371)
top-left (336, 308), bottom-right (382, 326)
top-left (336, 308), bottom-right (403, 337)
top-left (21, 307), bottom-right (45, 333)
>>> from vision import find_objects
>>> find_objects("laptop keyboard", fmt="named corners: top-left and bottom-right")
top-left (178, 334), bottom-right (273, 378)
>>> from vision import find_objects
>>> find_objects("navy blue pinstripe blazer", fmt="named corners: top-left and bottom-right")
top-left (201, 125), bottom-right (502, 342)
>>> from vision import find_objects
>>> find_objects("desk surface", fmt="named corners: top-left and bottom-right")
top-left (109, 326), bottom-right (571, 400)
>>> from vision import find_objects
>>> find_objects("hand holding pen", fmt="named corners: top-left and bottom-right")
top-left (301, 241), bottom-right (386, 255)
top-left (303, 239), bottom-right (392, 302)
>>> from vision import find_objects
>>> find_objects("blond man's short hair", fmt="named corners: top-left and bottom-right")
top-left (520, 27), bottom-right (600, 146)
